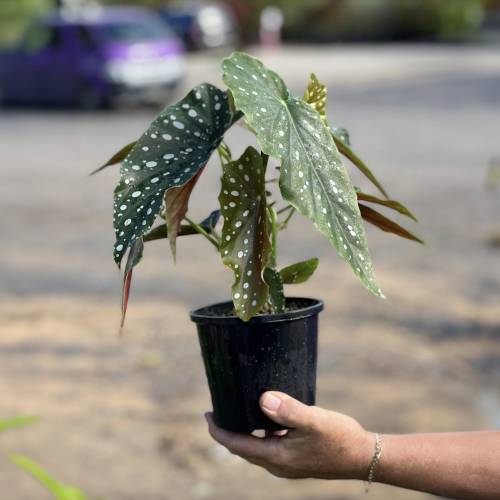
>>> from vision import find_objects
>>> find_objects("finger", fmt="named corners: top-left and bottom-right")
top-left (205, 413), bottom-right (271, 460)
top-left (260, 392), bottom-right (317, 430)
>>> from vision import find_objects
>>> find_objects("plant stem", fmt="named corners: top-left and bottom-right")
top-left (268, 206), bottom-right (278, 269)
top-left (184, 216), bottom-right (220, 249)
top-left (279, 207), bottom-right (296, 230)
top-left (277, 205), bottom-right (293, 215)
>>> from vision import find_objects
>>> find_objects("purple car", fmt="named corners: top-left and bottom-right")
top-left (0, 7), bottom-right (185, 108)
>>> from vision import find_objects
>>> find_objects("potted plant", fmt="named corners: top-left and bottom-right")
top-left (94, 52), bottom-right (422, 432)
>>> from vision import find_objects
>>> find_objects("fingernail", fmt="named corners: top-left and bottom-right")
top-left (262, 393), bottom-right (281, 412)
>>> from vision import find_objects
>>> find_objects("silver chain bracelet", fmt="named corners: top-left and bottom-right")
top-left (365, 433), bottom-right (382, 493)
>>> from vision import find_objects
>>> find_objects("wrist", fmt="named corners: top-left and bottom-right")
top-left (351, 431), bottom-right (379, 481)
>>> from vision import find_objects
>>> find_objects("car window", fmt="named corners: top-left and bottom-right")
top-left (21, 23), bottom-right (63, 53)
top-left (96, 19), bottom-right (174, 44)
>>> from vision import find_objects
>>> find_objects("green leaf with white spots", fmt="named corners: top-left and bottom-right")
top-left (301, 72), bottom-right (386, 199)
top-left (263, 267), bottom-right (285, 312)
top-left (280, 258), bottom-right (319, 284)
top-left (219, 147), bottom-right (271, 321)
top-left (112, 83), bottom-right (232, 267)
top-left (222, 52), bottom-right (384, 299)
top-left (90, 141), bottom-right (137, 175)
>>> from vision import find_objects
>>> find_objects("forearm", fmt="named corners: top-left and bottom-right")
top-left (206, 393), bottom-right (500, 500)
top-left (374, 432), bottom-right (500, 499)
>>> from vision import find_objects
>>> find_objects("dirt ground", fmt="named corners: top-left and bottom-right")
top-left (1, 45), bottom-right (500, 500)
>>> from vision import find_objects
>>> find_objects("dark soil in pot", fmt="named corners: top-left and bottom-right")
top-left (190, 297), bottom-right (323, 433)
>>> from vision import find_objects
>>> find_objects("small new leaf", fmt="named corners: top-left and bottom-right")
top-left (223, 52), bottom-right (384, 298)
top-left (280, 258), bottom-right (319, 284)
top-left (90, 141), bottom-right (137, 175)
top-left (359, 204), bottom-right (424, 244)
top-left (112, 83), bottom-right (232, 266)
top-left (303, 73), bottom-right (327, 124)
top-left (219, 147), bottom-right (271, 321)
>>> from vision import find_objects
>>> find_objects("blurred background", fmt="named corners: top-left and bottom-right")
top-left (1, 1), bottom-right (500, 499)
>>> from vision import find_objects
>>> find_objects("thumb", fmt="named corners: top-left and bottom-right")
top-left (260, 391), bottom-right (317, 430)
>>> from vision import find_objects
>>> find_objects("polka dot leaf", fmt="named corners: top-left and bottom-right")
top-left (219, 146), bottom-right (271, 321)
top-left (302, 73), bottom-right (388, 199)
top-left (113, 83), bottom-right (232, 266)
top-left (301, 73), bottom-right (387, 199)
top-left (222, 52), bottom-right (384, 298)
top-left (263, 267), bottom-right (285, 312)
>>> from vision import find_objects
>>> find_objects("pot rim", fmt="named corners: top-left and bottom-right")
top-left (190, 297), bottom-right (324, 325)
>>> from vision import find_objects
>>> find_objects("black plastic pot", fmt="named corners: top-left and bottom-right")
top-left (190, 297), bottom-right (323, 433)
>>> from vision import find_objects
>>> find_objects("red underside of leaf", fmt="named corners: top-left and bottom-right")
top-left (121, 268), bottom-right (133, 329)
top-left (359, 203), bottom-right (424, 244)
top-left (165, 168), bottom-right (205, 261)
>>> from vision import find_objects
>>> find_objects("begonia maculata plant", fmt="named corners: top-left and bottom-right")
top-left (94, 52), bottom-right (422, 323)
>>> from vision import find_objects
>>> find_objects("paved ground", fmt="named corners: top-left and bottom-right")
top-left (1, 44), bottom-right (500, 500)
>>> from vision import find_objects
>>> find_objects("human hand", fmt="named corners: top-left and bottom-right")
top-left (205, 391), bottom-right (374, 480)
